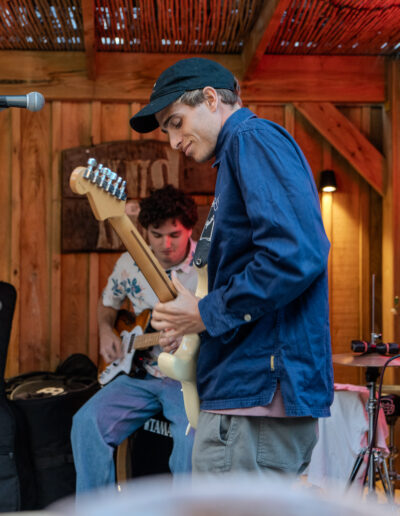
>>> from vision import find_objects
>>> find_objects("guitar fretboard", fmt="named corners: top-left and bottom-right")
top-left (134, 332), bottom-right (160, 350)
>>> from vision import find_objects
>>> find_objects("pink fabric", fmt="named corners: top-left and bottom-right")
top-left (206, 386), bottom-right (287, 417)
top-left (334, 383), bottom-right (389, 453)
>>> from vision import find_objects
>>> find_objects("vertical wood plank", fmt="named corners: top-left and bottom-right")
top-left (60, 102), bottom-right (92, 360)
top-left (359, 109), bottom-right (372, 342)
top-left (50, 101), bottom-right (62, 369)
top-left (88, 252), bottom-right (99, 364)
top-left (130, 103), bottom-right (142, 141)
top-left (321, 142), bottom-right (334, 338)
top-left (284, 104), bottom-right (295, 136)
top-left (88, 100), bottom-right (102, 364)
top-left (100, 103), bottom-right (131, 142)
top-left (19, 106), bottom-right (51, 372)
top-left (331, 154), bottom-right (362, 385)
top-left (383, 61), bottom-right (400, 385)
top-left (343, 107), bottom-right (372, 345)
top-left (5, 110), bottom-right (21, 377)
top-left (0, 109), bottom-right (11, 282)
top-left (293, 109), bottom-right (323, 184)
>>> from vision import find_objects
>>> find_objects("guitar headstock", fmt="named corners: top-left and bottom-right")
top-left (70, 159), bottom-right (127, 221)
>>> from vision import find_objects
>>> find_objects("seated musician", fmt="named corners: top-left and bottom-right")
top-left (71, 184), bottom-right (198, 494)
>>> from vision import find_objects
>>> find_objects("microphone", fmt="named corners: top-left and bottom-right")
top-left (0, 92), bottom-right (45, 112)
top-left (351, 339), bottom-right (400, 355)
top-left (376, 342), bottom-right (400, 355)
top-left (351, 340), bottom-right (375, 353)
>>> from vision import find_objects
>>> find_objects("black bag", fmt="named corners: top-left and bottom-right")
top-left (0, 281), bottom-right (36, 512)
top-left (5, 357), bottom-right (99, 509)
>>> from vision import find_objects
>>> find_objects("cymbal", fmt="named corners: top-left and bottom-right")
top-left (332, 352), bottom-right (400, 368)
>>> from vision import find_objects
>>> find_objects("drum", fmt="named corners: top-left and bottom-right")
top-left (116, 412), bottom-right (172, 483)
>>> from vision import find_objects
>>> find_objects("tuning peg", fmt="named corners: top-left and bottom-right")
top-left (110, 176), bottom-right (122, 196)
top-left (91, 163), bottom-right (103, 183)
top-left (98, 166), bottom-right (108, 188)
top-left (84, 158), bottom-right (97, 179)
top-left (117, 180), bottom-right (127, 200)
top-left (104, 170), bottom-right (117, 192)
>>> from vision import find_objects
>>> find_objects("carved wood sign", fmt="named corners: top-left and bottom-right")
top-left (62, 140), bottom-right (216, 252)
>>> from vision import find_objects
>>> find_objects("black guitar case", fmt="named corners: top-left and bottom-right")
top-left (0, 281), bottom-right (36, 512)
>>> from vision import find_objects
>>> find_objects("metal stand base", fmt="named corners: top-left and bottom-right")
top-left (347, 367), bottom-right (394, 502)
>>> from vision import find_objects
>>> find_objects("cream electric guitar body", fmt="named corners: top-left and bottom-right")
top-left (69, 159), bottom-right (201, 428)
top-left (157, 265), bottom-right (207, 430)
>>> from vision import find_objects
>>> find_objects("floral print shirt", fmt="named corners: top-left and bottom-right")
top-left (102, 239), bottom-right (197, 377)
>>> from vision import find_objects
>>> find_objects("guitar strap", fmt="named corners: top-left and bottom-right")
top-left (193, 200), bottom-right (214, 268)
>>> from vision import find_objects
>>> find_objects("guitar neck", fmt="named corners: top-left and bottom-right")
top-left (134, 332), bottom-right (160, 350)
top-left (109, 214), bottom-right (177, 303)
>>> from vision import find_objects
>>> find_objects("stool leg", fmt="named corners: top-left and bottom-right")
top-left (116, 437), bottom-right (131, 485)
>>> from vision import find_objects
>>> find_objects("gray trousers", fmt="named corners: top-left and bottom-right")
top-left (192, 412), bottom-right (318, 476)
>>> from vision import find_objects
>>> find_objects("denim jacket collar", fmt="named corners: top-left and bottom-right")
top-left (213, 107), bottom-right (257, 168)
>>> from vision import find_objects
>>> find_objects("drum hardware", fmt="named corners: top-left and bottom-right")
top-left (381, 394), bottom-right (400, 492)
top-left (342, 275), bottom-right (400, 500)
top-left (346, 366), bottom-right (394, 500)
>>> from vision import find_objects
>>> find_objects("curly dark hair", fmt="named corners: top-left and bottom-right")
top-left (138, 184), bottom-right (198, 229)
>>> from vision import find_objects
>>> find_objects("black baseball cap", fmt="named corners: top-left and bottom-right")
top-left (130, 58), bottom-right (236, 133)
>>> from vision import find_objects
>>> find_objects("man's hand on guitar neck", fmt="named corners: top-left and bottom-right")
top-left (151, 273), bottom-right (206, 348)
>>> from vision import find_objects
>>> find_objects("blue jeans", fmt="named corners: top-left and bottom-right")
top-left (71, 374), bottom-right (194, 493)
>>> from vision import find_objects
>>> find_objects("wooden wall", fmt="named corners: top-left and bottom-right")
top-left (0, 97), bottom-right (382, 387)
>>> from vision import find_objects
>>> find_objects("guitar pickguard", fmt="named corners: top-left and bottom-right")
top-left (99, 325), bottom-right (143, 386)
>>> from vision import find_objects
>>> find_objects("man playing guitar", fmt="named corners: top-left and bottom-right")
top-left (131, 58), bottom-right (334, 476)
top-left (71, 185), bottom-right (198, 494)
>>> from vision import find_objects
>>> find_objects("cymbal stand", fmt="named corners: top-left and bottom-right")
top-left (347, 366), bottom-right (393, 501)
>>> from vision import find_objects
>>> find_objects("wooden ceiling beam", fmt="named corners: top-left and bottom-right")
top-left (241, 0), bottom-right (291, 79)
top-left (294, 102), bottom-right (384, 195)
top-left (81, 0), bottom-right (96, 80)
top-left (0, 52), bottom-right (385, 104)
top-left (240, 56), bottom-right (384, 103)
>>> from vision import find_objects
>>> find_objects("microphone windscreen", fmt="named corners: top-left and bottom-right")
top-left (26, 92), bottom-right (45, 112)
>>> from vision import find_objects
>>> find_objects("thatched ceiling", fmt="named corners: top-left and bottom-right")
top-left (0, 0), bottom-right (399, 60)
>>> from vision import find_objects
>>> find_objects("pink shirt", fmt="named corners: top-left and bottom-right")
top-left (207, 384), bottom-right (288, 417)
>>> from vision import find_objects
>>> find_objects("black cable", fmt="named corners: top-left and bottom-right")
top-left (362, 353), bottom-right (400, 488)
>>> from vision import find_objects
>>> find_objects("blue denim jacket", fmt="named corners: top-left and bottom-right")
top-left (197, 108), bottom-right (333, 417)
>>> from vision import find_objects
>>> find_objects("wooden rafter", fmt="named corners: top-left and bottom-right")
top-left (82, 0), bottom-right (96, 80)
top-left (241, 0), bottom-right (292, 79)
top-left (0, 53), bottom-right (385, 104)
top-left (293, 102), bottom-right (384, 196)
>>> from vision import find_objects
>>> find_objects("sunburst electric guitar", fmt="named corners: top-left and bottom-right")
top-left (70, 159), bottom-right (206, 429)
top-left (98, 308), bottom-right (160, 386)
